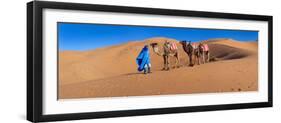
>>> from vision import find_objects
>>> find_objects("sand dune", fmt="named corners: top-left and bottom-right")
top-left (59, 37), bottom-right (258, 99)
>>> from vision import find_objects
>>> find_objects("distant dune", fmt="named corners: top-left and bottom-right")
top-left (59, 37), bottom-right (258, 99)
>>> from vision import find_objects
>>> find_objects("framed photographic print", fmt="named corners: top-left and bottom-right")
top-left (27, 1), bottom-right (273, 122)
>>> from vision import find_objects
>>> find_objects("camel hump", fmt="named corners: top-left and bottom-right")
top-left (203, 44), bottom-right (209, 51)
top-left (191, 43), bottom-right (198, 49)
top-left (170, 42), bottom-right (178, 51)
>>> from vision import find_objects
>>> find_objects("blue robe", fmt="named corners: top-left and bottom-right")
top-left (136, 46), bottom-right (151, 72)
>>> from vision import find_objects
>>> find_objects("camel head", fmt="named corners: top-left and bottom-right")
top-left (150, 42), bottom-right (158, 47)
top-left (150, 43), bottom-right (162, 56)
top-left (150, 42), bottom-right (159, 52)
top-left (180, 40), bottom-right (193, 46)
top-left (180, 40), bottom-right (186, 44)
top-left (180, 40), bottom-right (188, 46)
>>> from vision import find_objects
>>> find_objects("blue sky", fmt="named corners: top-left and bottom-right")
top-left (58, 23), bottom-right (258, 51)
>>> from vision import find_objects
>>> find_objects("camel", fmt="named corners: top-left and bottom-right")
top-left (180, 41), bottom-right (201, 66)
top-left (198, 43), bottom-right (210, 64)
top-left (150, 41), bottom-right (180, 70)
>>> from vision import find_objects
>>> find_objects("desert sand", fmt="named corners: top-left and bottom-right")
top-left (59, 37), bottom-right (258, 99)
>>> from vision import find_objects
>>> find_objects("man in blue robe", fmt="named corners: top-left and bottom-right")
top-left (136, 45), bottom-right (151, 74)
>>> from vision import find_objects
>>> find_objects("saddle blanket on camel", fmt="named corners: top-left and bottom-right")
top-left (170, 42), bottom-right (178, 51)
top-left (191, 43), bottom-right (198, 49)
top-left (202, 44), bottom-right (209, 51)
top-left (191, 43), bottom-right (209, 51)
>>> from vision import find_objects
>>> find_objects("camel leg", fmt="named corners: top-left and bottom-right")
top-left (195, 54), bottom-right (197, 66)
top-left (189, 54), bottom-right (193, 66)
top-left (191, 55), bottom-right (196, 66)
top-left (196, 54), bottom-right (200, 65)
top-left (199, 52), bottom-right (202, 64)
top-left (167, 56), bottom-right (170, 70)
top-left (173, 56), bottom-right (176, 69)
top-left (175, 53), bottom-right (180, 68)
top-left (162, 55), bottom-right (166, 70)
top-left (164, 55), bottom-right (169, 70)
top-left (196, 55), bottom-right (198, 65)
top-left (172, 57), bottom-right (176, 69)
top-left (207, 51), bottom-right (210, 62)
top-left (197, 56), bottom-right (201, 65)
top-left (202, 52), bottom-right (205, 64)
top-left (164, 56), bottom-right (167, 70)
top-left (173, 53), bottom-right (178, 68)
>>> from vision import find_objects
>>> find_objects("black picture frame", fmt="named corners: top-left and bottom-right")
top-left (27, 1), bottom-right (273, 122)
